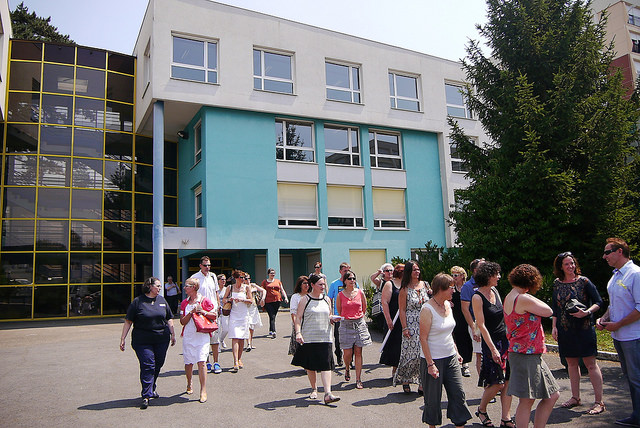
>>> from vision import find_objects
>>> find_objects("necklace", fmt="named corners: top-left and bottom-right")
top-left (432, 297), bottom-right (446, 310)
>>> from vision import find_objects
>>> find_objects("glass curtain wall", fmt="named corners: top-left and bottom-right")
top-left (0, 40), bottom-right (178, 320)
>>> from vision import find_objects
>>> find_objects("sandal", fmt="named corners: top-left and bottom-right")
top-left (309, 389), bottom-right (318, 399)
top-left (586, 401), bottom-right (606, 415)
top-left (500, 418), bottom-right (516, 428)
top-left (344, 367), bottom-right (351, 382)
top-left (356, 380), bottom-right (363, 389)
top-left (402, 384), bottom-right (411, 394)
top-left (561, 396), bottom-right (581, 409)
top-left (323, 392), bottom-right (341, 404)
top-left (476, 408), bottom-right (494, 427)
top-left (230, 365), bottom-right (239, 373)
top-left (186, 384), bottom-right (193, 395)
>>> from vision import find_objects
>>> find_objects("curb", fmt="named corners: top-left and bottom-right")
top-left (545, 343), bottom-right (619, 362)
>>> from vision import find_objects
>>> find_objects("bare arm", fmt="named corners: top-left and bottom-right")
top-left (336, 292), bottom-right (343, 317)
top-left (279, 281), bottom-right (288, 302)
top-left (360, 288), bottom-right (367, 314)
top-left (370, 270), bottom-right (382, 289)
top-left (398, 288), bottom-right (411, 339)
top-left (419, 306), bottom-right (439, 379)
top-left (119, 319), bottom-right (133, 351)
top-left (381, 281), bottom-right (394, 330)
top-left (167, 319), bottom-right (176, 346)
top-left (294, 296), bottom-right (308, 343)
top-left (601, 309), bottom-right (640, 332)
top-left (518, 293), bottom-right (553, 318)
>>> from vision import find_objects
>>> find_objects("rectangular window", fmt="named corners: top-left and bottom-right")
top-left (372, 188), bottom-right (406, 229)
top-left (369, 130), bottom-right (402, 169)
top-left (277, 183), bottom-right (317, 227)
top-left (253, 49), bottom-right (293, 94)
top-left (275, 119), bottom-right (314, 162)
top-left (194, 121), bottom-right (202, 165)
top-left (449, 138), bottom-right (466, 172)
top-left (389, 72), bottom-right (420, 111)
top-left (171, 35), bottom-right (218, 84)
top-left (445, 83), bottom-right (472, 119)
top-left (327, 186), bottom-right (364, 228)
top-left (634, 38), bottom-right (640, 54)
top-left (324, 125), bottom-right (359, 166)
top-left (325, 62), bottom-right (361, 103)
top-left (630, 10), bottom-right (640, 26)
top-left (194, 185), bottom-right (202, 227)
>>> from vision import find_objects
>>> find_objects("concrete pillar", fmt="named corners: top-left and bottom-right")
top-left (153, 101), bottom-right (165, 292)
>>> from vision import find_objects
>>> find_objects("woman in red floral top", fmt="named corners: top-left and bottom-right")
top-left (503, 264), bottom-right (559, 428)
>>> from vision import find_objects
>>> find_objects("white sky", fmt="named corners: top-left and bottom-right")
top-left (9, 0), bottom-right (488, 62)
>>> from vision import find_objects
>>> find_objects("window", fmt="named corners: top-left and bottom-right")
top-left (324, 125), bottom-right (359, 166)
top-left (389, 72), bottom-right (420, 111)
top-left (630, 9), bottom-right (640, 26)
top-left (277, 183), bottom-right (317, 227)
top-left (171, 36), bottom-right (218, 84)
top-left (194, 121), bottom-right (202, 164)
top-left (194, 185), bottom-right (203, 227)
top-left (327, 186), bottom-right (364, 228)
top-left (445, 83), bottom-right (472, 119)
top-left (325, 62), bottom-right (361, 103)
top-left (275, 119), bottom-right (314, 162)
top-left (253, 49), bottom-right (293, 94)
top-left (369, 131), bottom-right (402, 169)
top-left (449, 138), bottom-right (466, 172)
top-left (372, 188), bottom-right (406, 228)
top-left (634, 38), bottom-right (640, 54)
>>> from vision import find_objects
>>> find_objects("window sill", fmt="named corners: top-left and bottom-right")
top-left (328, 227), bottom-right (367, 230)
top-left (170, 76), bottom-right (219, 86)
top-left (373, 227), bottom-right (409, 231)
top-left (447, 114), bottom-right (475, 121)
top-left (254, 88), bottom-right (296, 96)
top-left (276, 159), bottom-right (317, 165)
top-left (452, 170), bottom-right (468, 174)
top-left (391, 107), bottom-right (422, 113)
top-left (371, 166), bottom-right (405, 172)
top-left (326, 98), bottom-right (364, 106)
top-left (278, 225), bottom-right (321, 229)
top-left (190, 159), bottom-right (201, 170)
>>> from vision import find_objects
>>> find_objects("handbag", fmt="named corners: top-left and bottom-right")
top-left (192, 312), bottom-right (218, 333)
top-left (565, 298), bottom-right (587, 314)
top-left (371, 282), bottom-right (387, 318)
top-left (222, 301), bottom-right (232, 316)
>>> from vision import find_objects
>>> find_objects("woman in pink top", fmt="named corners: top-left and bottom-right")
top-left (337, 270), bottom-right (372, 389)
top-left (503, 264), bottom-right (559, 428)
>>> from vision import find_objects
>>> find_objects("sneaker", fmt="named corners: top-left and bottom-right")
top-left (213, 362), bottom-right (222, 374)
top-left (140, 398), bottom-right (149, 409)
top-left (616, 417), bottom-right (640, 427)
top-left (272, 332), bottom-right (276, 339)
top-left (461, 366), bottom-right (471, 377)
top-left (251, 344), bottom-right (256, 349)
top-left (220, 341), bottom-right (228, 349)
top-left (206, 362), bottom-right (212, 372)
top-left (245, 346), bottom-right (252, 352)
top-left (151, 391), bottom-right (159, 399)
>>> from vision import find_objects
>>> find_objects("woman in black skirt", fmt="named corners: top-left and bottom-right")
top-left (292, 274), bottom-right (340, 404)
top-left (450, 266), bottom-right (472, 377)
top-left (380, 263), bottom-right (404, 377)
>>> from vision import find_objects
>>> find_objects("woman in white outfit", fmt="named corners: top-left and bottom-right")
top-left (244, 273), bottom-right (266, 351)
top-left (289, 276), bottom-right (310, 355)
top-left (223, 270), bottom-right (252, 372)
top-left (217, 274), bottom-right (229, 349)
top-left (179, 277), bottom-right (217, 403)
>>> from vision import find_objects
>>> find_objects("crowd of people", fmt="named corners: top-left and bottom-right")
top-left (119, 237), bottom-right (640, 428)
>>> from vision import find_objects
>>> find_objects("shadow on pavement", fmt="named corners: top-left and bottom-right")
top-left (78, 393), bottom-right (190, 411)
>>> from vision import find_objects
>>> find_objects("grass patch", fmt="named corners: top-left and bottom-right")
top-left (544, 328), bottom-right (616, 353)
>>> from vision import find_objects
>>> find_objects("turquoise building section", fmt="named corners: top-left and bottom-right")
top-left (177, 107), bottom-right (446, 279)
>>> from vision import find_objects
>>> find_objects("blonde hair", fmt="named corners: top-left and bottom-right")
top-left (185, 277), bottom-right (199, 291)
top-left (450, 266), bottom-right (467, 281)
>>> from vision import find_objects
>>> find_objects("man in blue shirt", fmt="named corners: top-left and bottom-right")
top-left (328, 262), bottom-right (352, 366)
top-left (460, 258), bottom-right (485, 377)
top-left (597, 238), bottom-right (640, 427)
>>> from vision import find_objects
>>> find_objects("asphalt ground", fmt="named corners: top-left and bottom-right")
top-left (0, 312), bottom-right (632, 428)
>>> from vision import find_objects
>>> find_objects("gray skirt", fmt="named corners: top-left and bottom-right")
top-left (507, 352), bottom-right (559, 399)
top-left (339, 317), bottom-right (372, 349)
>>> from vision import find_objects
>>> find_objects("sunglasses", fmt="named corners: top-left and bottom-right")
top-left (603, 248), bottom-right (617, 256)
top-left (346, 277), bottom-right (356, 281)
top-left (202, 264), bottom-right (211, 267)
top-left (315, 265), bottom-right (321, 269)
top-left (452, 273), bottom-right (462, 278)
top-left (383, 269), bottom-right (393, 272)
top-left (557, 251), bottom-right (572, 258)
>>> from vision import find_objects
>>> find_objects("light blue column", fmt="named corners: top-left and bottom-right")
top-left (153, 101), bottom-right (165, 291)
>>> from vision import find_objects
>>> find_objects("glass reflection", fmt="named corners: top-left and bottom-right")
top-left (0, 287), bottom-right (33, 319)
top-left (107, 72), bottom-right (134, 103)
top-left (75, 67), bottom-right (106, 98)
top-left (164, 141), bottom-right (177, 169)
top-left (70, 221), bottom-right (102, 250)
top-left (135, 164), bottom-right (152, 193)
top-left (103, 221), bottom-right (132, 251)
top-left (135, 135), bottom-right (153, 164)
top-left (1, 219), bottom-right (35, 251)
top-left (3, 187), bottom-right (36, 218)
top-left (6, 124), bottom-right (38, 153)
top-left (36, 220), bottom-right (69, 250)
top-left (104, 161), bottom-right (132, 190)
top-left (42, 63), bottom-right (75, 94)
top-left (11, 40), bottom-right (43, 61)
top-left (104, 191), bottom-right (132, 221)
top-left (70, 254), bottom-right (101, 283)
top-left (7, 92), bottom-right (40, 123)
top-left (134, 223), bottom-right (152, 251)
top-left (108, 53), bottom-right (135, 75)
top-left (9, 61), bottom-right (41, 91)
top-left (70, 285), bottom-right (101, 316)
top-left (134, 253), bottom-right (152, 282)
top-left (77, 47), bottom-right (106, 68)
top-left (34, 253), bottom-right (68, 284)
top-left (173, 37), bottom-right (204, 66)
top-left (44, 44), bottom-right (75, 64)
top-left (41, 94), bottom-right (73, 125)
top-left (0, 253), bottom-right (33, 285)
top-left (4, 155), bottom-right (38, 185)
top-left (105, 102), bottom-right (133, 132)
top-left (326, 63), bottom-right (349, 88)
top-left (34, 285), bottom-right (68, 318)
top-left (40, 125), bottom-right (72, 155)
top-left (324, 128), bottom-right (350, 151)
top-left (164, 198), bottom-right (177, 225)
top-left (103, 284), bottom-right (131, 315)
top-left (74, 128), bottom-right (104, 158)
top-left (264, 52), bottom-right (291, 79)
top-left (164, 169), bottom-right (177, 196)
top-left (39, 156), bottom-right (71, 186)
top-left (105, 132), bottom-right (133, 160)
top-left (37, 187), bottom-right (70, 218)
top-left (74, 97), bottom-right (105, 128)
top-left (71, 189), bottom-right (102, 219)
top-left (135, 194), bottom-right (153, 222)
top-left (103, 253), bottom-right (131, 283)
top-left (72, 158), bottom-right (103, 188)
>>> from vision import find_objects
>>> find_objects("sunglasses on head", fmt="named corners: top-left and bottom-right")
top-left (557, 251), bottom-right (572, 259)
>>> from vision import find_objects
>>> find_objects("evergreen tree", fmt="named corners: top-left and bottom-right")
top-left (10, 1), bottom-right (74, 44)
top-left (450, 0), bottom-right (640, 286)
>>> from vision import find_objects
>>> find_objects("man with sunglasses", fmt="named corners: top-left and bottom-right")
top-left (597, 238), bottom-right (640, 427)
top-left (190, 256), bottom-right (221, 374)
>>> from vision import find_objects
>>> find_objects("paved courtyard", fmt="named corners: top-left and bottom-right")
top-left (0, 312), bottom-right (631, 427)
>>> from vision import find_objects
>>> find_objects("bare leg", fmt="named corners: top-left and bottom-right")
top-left (320, 370), bottom-right (333, 394)
top-left (500, 382), bottom-right (513, 421)
top-left (475, 352), bottom-right (482, 376)
top-left (197, 361), bottom-right (207, 401)
top-left (515, 398), bottom-right (535, 428)
top-left (211, 343), bottom-right (219, 363)
top-left (306, 369), bottom-right (317, 396)
top-left (478, 383), bottom-right (502, 422)
top-left (533, 392), bottom-right (559, 428)
top-left (184, 363), bottom-right (193, 393)
top-left (354, 346), bottom-right (363, 381)
top-left (232, 339), bottom-right (240, 366)
top-left (583, 356), bottom-right (604, 403)
top-left (237, 339), bottom-right (244, 366)
top-left (249, 328), bottom-right (255, 348)
top-left (343, 348), bottom-right (353, 379)
top-left (565, 357), bottom-right (582, 402)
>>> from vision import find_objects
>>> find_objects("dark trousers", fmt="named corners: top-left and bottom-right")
top-left (133, 341), bottom-right (170, 398)
top-left (421, 355), bottom-right (472, 426)
top-left (334, 321), bottom-right (342, 361)
top-left (265, 301), bottom-right (281, 333)
top-left (166, 295), bottom-right (179, 315)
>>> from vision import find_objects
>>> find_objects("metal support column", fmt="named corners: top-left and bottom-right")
top-left (153, 101), bottom-right (165, 292)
